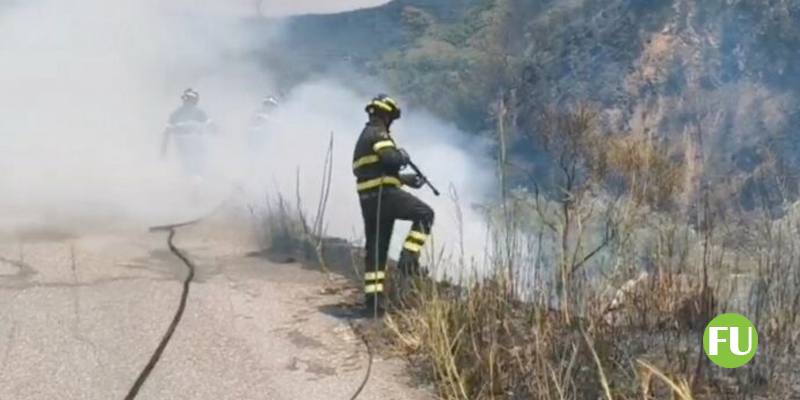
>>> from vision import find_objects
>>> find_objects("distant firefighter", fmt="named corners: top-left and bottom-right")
top-left (246, 95), bottom-right (281, 173)
top-left (161, 88), bottom-right (215, 180)
top-left (352, 94), bottom-right (434, 316)
top-left (250, 95), bottom-right (280, 131)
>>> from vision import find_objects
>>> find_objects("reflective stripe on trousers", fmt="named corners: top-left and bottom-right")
top-left (365, 270), bottom-right (386, 294)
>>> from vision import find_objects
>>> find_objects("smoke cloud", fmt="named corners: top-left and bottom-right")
top-left (249, 80), bottom-right (494, 268)
top-left (256, 0), bottom-right (392, 17)
top-left (0, 0), bottom-right (270, 231)
top-left (0, 0), bottom-right (493, 268)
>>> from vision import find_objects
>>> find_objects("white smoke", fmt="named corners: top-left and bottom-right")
top-left (0, 0), bottom-right (269, 231)
top-left (248, 81), bottom-right (494, 271)
top-left (256, 0), bottom-right (392, 17)
top-left (0, 0), bottom-right (494, 269)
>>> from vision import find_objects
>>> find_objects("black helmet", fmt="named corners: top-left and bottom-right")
top-left (365, 94), bottom-right (401, 121)
top-left (181, 88), bottom-right (199, 104)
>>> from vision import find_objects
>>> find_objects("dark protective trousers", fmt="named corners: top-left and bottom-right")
top-left (359, 186), bottom-right (434, 302)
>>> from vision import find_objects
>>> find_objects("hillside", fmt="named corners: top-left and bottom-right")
top-left (266, 0), bottom-right (800, 211)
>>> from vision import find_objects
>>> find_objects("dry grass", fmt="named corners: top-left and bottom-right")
top-left (390, 206), bottom-right (798, 399)
top-left (380, 105), bottom-right (799, 400)
top-left (605, 135), bottom-right (685, 210)
top-left (250, 106), bottom-right (798, 399)
top-left (381, 195), bottom-right (800, 399)
top-left (386, 272), bottom-right (718, 399)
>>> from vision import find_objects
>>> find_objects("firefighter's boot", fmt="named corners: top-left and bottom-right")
top-left (397, 250), bottom-right (419, 276)
top-left (399, 228), bottom-right (429, 277)
top-left (364, 293), bottom-right (386, 318)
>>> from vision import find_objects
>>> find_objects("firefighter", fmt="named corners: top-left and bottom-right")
top-left (161, 88), bottom-right (215, 180)
top-left (352, 94), bottom-right (435, 316)
top-left (247, 95), bottom-right (279, 162)
top-left (250, 95), bottom-right (279, 131)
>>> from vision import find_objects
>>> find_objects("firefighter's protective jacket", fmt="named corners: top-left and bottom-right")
top-left (166, 105), bottom-right (212, 135)
top-left (352, 118), bottom-right (406, 192)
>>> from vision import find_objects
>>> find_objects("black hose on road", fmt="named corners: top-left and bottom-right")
top-left (122, 196), bottom-right (378, 400)
top-left (348, 319), bottom-right (375, 400)
top-left (124, 228), bottom-right (196, 400)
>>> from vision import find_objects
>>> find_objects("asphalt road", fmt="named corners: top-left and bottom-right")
top-left (0, 219), bottom-right (432, 400)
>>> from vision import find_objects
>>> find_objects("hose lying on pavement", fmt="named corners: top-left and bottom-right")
top-left (123, 199), bottom-right (378, 400)
top-left (124, 226), bottom-right (196, 400)
top-left (347, 318), bottom-right (375, 400)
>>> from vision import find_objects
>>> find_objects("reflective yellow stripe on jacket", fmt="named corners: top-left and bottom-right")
top-left (353, 154), bottom-right (380, 170)
top-left (357, 176), bottom-right (402, 192)
top-left (372, 140), bottom-right (395, 152)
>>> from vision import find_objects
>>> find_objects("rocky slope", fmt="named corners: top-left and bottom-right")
top-left (266, 0), bottom-right (800, 210)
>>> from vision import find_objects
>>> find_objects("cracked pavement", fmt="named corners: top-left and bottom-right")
top-left (0, 217), bottom-right (432, 400)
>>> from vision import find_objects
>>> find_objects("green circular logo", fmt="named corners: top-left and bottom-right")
top-left (703, 313), bottom-right (758, 368)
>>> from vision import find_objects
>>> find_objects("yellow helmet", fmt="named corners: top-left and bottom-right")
top-left (365, 94), bottom-right (401, 121)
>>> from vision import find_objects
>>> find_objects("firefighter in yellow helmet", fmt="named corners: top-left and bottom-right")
top-left (352, 94), bottom-right (434, 316)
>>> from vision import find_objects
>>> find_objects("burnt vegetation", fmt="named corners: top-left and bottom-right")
top-left (265, 1), bottom-right (800, 398)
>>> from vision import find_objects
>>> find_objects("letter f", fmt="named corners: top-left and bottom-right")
top-left (709, 327), bottom-right (728, 355)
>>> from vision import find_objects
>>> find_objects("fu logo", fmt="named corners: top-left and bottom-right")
top-left (703, 313), bottom-right (759, 369)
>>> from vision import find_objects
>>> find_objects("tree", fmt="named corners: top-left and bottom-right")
top-left (524, 104), bottom-right (617, 322)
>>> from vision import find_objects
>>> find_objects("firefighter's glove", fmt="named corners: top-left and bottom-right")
top-left (398, 148), bottom-right (411, 166)
top-left (401, 173), bottom-right (425, 189)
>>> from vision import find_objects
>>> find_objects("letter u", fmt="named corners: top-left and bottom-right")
top-left (729, 327), bottom-right (754, 356)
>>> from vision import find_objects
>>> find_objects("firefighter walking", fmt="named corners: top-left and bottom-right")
top-left (352, 94), bottom-right (435, 316)
top-left (161, 88), bottom-right (216, 181)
